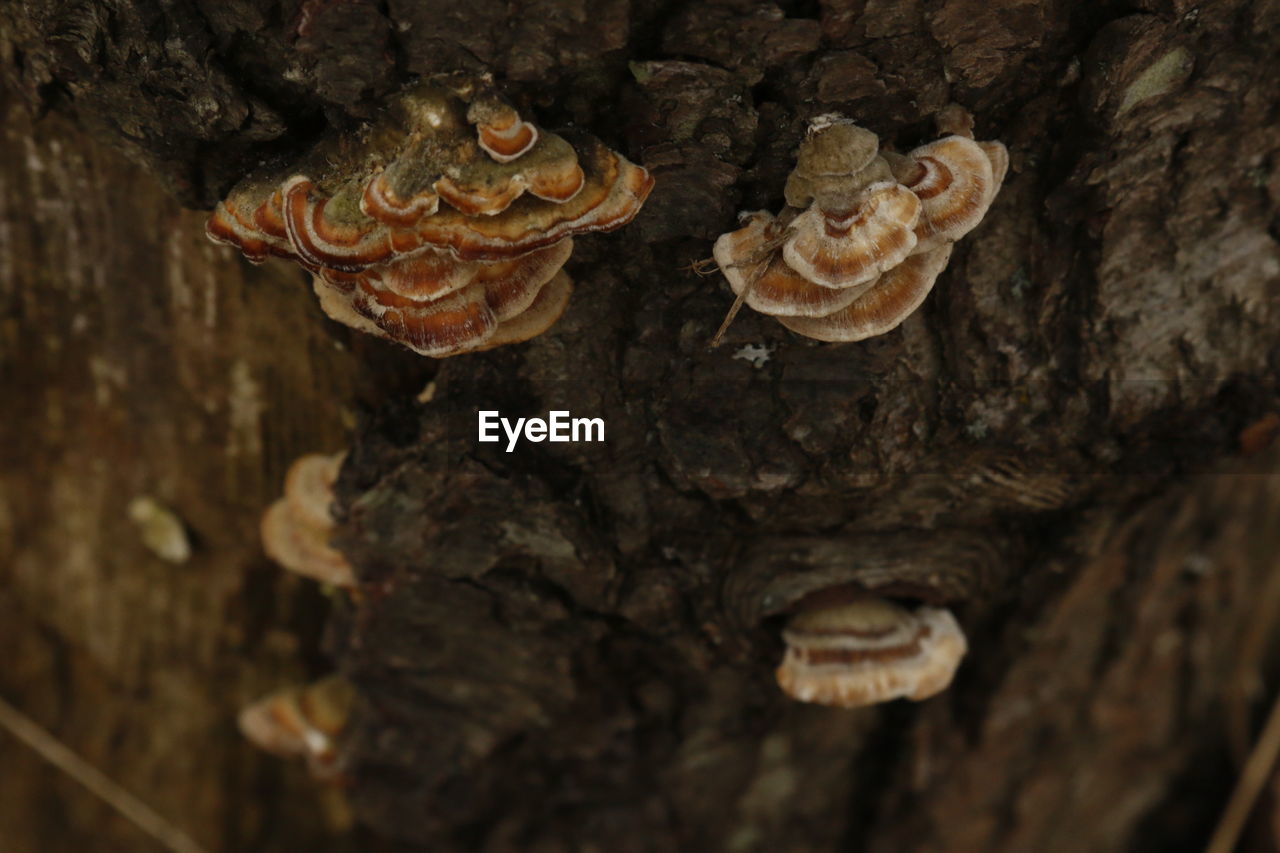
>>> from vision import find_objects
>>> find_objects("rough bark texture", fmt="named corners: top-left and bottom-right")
top-left (2, 0), bottom-right (1279, 851)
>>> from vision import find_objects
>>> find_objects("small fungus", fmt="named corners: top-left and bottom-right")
top-left (468, 95), bottom-right (540, 163)
top-left (208, 76), bottom-right (653, 357)
top-left (127, 496), bottom-right (192, 564)
top-left (238, 676), bottom-right (355, 780)
top-left (775, 592), bottom-right (967, 708)
top-left (713, 109), bottom-right (1006, 343)
top-left (260, 452), bottom-right (354, 588)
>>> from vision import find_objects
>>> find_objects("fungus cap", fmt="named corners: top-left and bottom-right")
top-left (238, 676), bottom-right (355, 779)
top-left (777, 244), bottom-right (952, 342)
top-left (468, 96), bottom-right (540, 163)
top-left (891, 135), bottom-right (1002, 253)
top-left (775, 595), bottom-right (967, 708)
top-left (781, 183), bottom-right (921, 290)
top-left (260, 452), bottom-right (355, 588)
top-left (469, 269), bottom-right (574, 353)
top-left (712, 212), bottom-right (876, 317)
top-left (784, 116), bottom-right (891, 209)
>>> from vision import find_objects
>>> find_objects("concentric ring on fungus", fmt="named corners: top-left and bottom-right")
top-left (776, 593), bottom-right (968, 708)
top-left (776, 245), bottom-right (953, 342)
top-left (889, 136), bottom-right (998, 254)
top-left (781, 182), bottom-right (921, 289)
top-left (715, 212), bottom-right (877, 318)
top-left (207, 78), bottom-right (653, 357)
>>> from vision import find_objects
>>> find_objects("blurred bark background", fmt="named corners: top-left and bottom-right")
top-left (1, 0), bottom-right (1278, 851)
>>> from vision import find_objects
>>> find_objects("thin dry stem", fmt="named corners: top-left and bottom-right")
top-left (683, 257), bottom-right (720, 277)
top-left (709, 282), bottom-right (753, 348)
top-left (0, 695), bottom-right (210, 853)
top-left (709, 228), bottom-right (793, 349)
top-left (1205, 686), bottom-right (1280, 853)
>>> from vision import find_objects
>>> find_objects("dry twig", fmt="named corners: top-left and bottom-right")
top-left (1206, 686), bottom-right (1280, 853)
top-left (0, 695), bottom-right (210, 853)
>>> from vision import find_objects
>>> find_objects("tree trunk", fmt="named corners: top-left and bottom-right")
top-left (2, 1), bottom-right (1278, 851)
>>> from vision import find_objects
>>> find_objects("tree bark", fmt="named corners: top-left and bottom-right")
top-left (2, 0), bottom-right (1279, 851)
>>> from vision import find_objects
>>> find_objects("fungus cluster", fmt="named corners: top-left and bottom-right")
top-left (713, 110), bottom-right (1006, 342)
top-left (776, 592), bottom-right (967, 708)
top-left (238, 676), bottom-right (355, 780)
top-left (208, 78), bottom-right (653, 357)
top-left (259, 452), bottom-right (354, 588)
top-left (242, 453), bottom-right (355, 777)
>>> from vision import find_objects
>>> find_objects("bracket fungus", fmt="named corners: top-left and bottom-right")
top-left (208, 77), bottom-right (653, 357)
top-left (776, 592), bottom-right (968, 708)
top-left (260, 452), bottom-right (355, 588)
top-left (713, 110), bottom-right (1006, 342)
top-left (722, 531), bottom-right (1002, 708)
top-left (249, 458), bottom-right (356, 782)
top-left (238, 676), bottom-right (355, 780)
